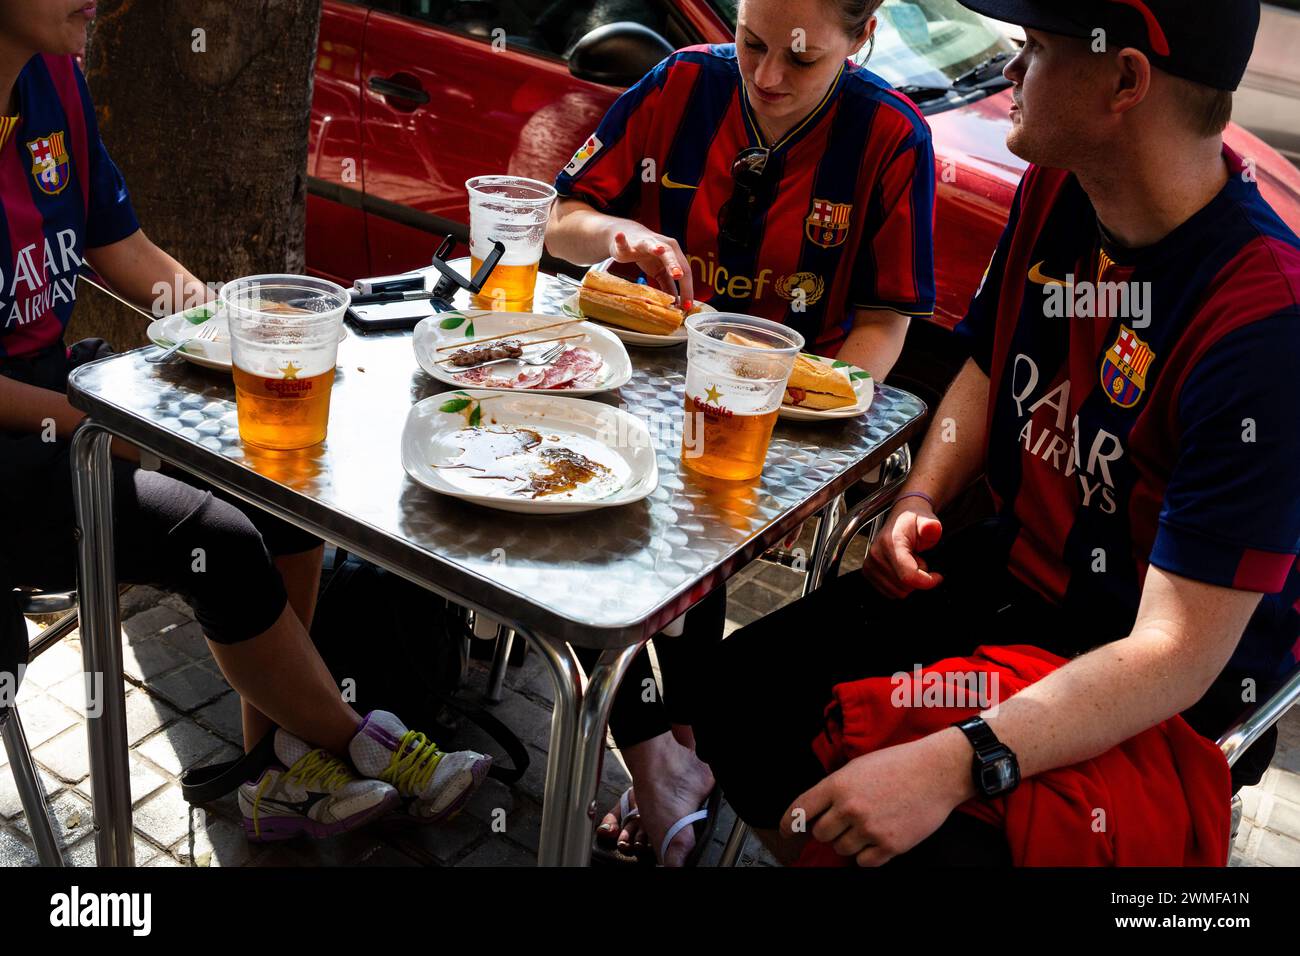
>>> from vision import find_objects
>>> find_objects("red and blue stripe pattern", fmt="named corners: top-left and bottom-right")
top-left (954, 150), bottom-right (1300, 685)
top-left (0, 54), bottom-right (139, 361)
top-left (554, 44), bottom-right (936, 356)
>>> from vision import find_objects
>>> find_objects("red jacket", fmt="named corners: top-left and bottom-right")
top-left (797, 644), bottom-right (1231, 866)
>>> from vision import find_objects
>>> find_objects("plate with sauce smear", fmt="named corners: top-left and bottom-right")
top-left (401, 389), bottom-right (659, 514)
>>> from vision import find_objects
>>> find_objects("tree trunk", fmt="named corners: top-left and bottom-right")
top-left (70, 0), bottom-right (322, 348)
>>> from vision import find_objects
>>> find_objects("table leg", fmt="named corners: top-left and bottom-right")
top-left (527, 630), bottom-right (641, 866)
top-left (70, 422), bottom-right (134, 867)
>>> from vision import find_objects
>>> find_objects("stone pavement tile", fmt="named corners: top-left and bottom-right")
top-left (751, 561), bottom-right (804, 593)
top-left (379, 810), bottom-right (487, 865)
top-left (350, 843), bottom-right (423, 866)
top-left (511, 744), bottom-right (553, 805)
top-left (146, 852), bottom-right (183, 867)
top-left (193, 690), bottom-right (243, 745)
top-left (0, 763), bottom-right (64, 819)
top-left (464, 778), bottom-right (544, 855)
top-left (11, 788), bottom-right (92, 848)
top-left (134, 716), bottom-right (227, 777)
top-left (1255, 830), bottom-right (1300, 867)
top-left (1265, 795), bottom-right (1300, 842)
top-left (1267, 766), bottom-right (1300, 806)
top-left (724, 601), bottom-right (763, 632)
top-left (125, 688), bottom-right (182, 746)
top-left (19, 642), bottom-right (83, 691)
top-left (1239, 782), bottom-right (1263, 822)
top-left (121, 632), bottom-right (192, 684)
top-left (729, 579), bottom-right (790, 616)
top-left (174, 815), bottom-right (253, 867)
top-left (147, 661), bottom-right (230, 713)
top-left (133, 783), bottom-right (208, 850)
top-left (456, 834), bottom-right (537, 867)
top-left (71, 755), bottom-right (168, 809)
top-left (46, 672), bottom-right (128, 719)
top-left (33, 725), bottom-right (90, 784)
top-left (63, 833), bottom-right (159, 867)
top-left (503, 651), bottom-right (556, 706)
top-left (6, 692), bottom-right (79, 749)
top-left (0, 826), bottom-right (37, 866)
top-left (158, 620), bottom-right (211, 662)
top-left (488, 686), bottom-right (556, 752)
top-left (119, 584), bottom-right (169, 620)
top-left (123, 605), bottom-right (193, 642)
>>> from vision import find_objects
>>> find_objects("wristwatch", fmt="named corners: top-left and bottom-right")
top-left (952, 716), bottom-right (1020, 798)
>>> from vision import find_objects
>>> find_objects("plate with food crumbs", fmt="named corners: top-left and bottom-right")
top-left (146, 303), bottom-right (347, 372)
top-left (400, 389), bottom-right (658, 514)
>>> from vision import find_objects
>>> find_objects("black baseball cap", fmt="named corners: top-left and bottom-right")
top-left (958, 0), bottom-right (1260, 91)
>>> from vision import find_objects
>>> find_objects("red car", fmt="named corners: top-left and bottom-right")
top-left (305, 0), bottom-right (1300, 389)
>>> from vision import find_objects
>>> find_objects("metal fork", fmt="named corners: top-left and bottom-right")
top-left (147, 321), bottom-right (221, 364)
top-left (440, 341), bottom-right (566, 372)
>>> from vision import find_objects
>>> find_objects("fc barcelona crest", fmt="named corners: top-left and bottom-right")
top-left (805, 198), bottom-right (851, 248)
top-left (1100, 325), bottom-right (1155, 408)
top-left (27, 132), bottom-right (70, 196)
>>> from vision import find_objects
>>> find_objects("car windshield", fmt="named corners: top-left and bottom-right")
top-left (708, 0), bottom-right (1017, 91)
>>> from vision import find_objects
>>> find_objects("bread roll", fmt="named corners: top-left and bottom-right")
top-left (579, 270), bottom-right (684, 335)
top-left (783, 354), bottom-right (857, 410)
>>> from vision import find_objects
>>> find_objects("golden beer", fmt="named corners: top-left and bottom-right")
top-left (233, 364), bottom-right (334, 449)
top-left (470, 256), bottom-right (539, 311)
top-left (682, 393), bottom-right (781, 481)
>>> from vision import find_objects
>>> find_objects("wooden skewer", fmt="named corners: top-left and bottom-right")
top-left (435, 333), bottom-right (585, 365)
top-left (434, 316), bottom-right (584, 352)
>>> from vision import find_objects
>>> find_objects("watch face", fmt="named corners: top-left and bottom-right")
top-left (979, 755), bottom-right (1018, 794)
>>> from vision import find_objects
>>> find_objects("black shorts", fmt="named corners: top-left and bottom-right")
top-left (691, 520), bottom-right (1277, 841)
top-left (1, 343), bottom-right (321, 644)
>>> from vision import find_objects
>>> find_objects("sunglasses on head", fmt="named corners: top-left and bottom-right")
top-left (718, 146), bottom-right (772, 249)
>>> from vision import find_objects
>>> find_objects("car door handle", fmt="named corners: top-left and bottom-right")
top-left (368, 75), bottom-right (430, 105)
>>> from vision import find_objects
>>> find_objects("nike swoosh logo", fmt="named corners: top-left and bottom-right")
top-left (1027, 261), bottom-right (1071, 286)
top-left (660, 173), bottom-right (697, 190)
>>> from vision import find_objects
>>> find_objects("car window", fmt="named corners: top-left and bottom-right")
top-left (381, 0), bottom-right (695, 61)
top-left (709, 0), bottom-right (1015, 89)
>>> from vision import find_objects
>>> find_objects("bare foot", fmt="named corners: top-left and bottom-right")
top-left (619, 731), bottom-right (716, 866)
top-left (596, 788), bottom-right (650, 857)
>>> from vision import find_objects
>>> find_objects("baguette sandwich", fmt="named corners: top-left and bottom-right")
top-left (783, 354), bottom-right (856, 410)
top-left (579, 270), bottom-right (685, 336)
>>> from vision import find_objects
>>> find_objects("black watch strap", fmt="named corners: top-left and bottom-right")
top-left (953, 716), bottom-right (1020, 797)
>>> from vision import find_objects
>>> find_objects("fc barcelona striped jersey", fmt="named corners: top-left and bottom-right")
top-left (0, 54), bottom-right (138, 361)
top-left (954, 149), bottom-right (1300, 683)
top-left (553, 44), bottom-right (936, 356)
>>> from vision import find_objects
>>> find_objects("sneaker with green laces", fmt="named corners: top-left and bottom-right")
top-left (348, 710), bottom-right (492, 821)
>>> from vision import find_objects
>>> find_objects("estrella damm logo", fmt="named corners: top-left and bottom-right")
top-left (27, 132), bottom-right (70, 195)
top-left (1100, 325), bottom-right (1155, 408)
top-left (775, 271), bottom-right (825, 307)
top-left (805, 198), bottom-right (851, 249)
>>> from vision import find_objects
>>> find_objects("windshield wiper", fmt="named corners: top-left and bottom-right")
top-left (895, 84), bottom-right (956, 103)
top-left (951, 51), bottom-right (1014, 89)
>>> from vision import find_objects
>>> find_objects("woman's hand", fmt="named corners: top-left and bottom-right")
top-left (608, 224), bottom-right (695, 309)
top-left (861, 497), bottom-right (944, 599)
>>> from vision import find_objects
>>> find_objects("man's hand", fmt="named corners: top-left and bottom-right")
top-left (608, 224), bottom-right (695, 308)
top-left (782, 730), bottom-right (971, 866)
top-left (863, 498), bottom-right (945, 598)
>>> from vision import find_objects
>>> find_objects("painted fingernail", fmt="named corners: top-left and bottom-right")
top-left (671, 269), bottom-right (683, 278)
top-left (656, 245), bottom-right (667, 254)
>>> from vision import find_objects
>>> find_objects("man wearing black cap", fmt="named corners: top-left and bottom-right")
top-left (688, 0), bottom-right (1300, 865)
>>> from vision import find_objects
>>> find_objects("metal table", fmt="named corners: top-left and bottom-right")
top-left (66, 273), bottom-right (927, 866)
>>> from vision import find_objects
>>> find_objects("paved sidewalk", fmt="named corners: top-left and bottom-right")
top-left (2, 536), bottom-right (1297, 867)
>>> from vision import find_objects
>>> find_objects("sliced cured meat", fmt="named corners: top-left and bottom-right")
top-left (512, 367), bottom-right (547, 388)
top-left (541, 347), bottom-right (603, 389)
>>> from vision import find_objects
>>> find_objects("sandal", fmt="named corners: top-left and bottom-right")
top-left (591, 788), bottom-right (653, 866)
top-left (659, 784), bottom-right (723, 867)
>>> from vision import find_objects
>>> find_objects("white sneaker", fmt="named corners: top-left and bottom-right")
top-left (348, 710), bottom-right (492, 821)
top-left (238, 730), bottom-right (400, 841)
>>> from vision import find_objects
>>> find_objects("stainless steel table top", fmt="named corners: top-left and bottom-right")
top-left (66, 273), bottom-right (927, 647)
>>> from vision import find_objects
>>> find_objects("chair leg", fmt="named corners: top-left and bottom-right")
top-left (2, 710), bottom-right (64, 866)
top-left (718, 818), bottom-right (751, 867)
top-left (485, 625), bottom-right (515, 704)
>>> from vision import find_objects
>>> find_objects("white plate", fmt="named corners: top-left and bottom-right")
top-left (401, 389), bottom-right (659, 514)
top-left (413, 310), bottom-right (632, 396)
top-left (557, 258), bottom-right (713, 347)
top-left (778, 354), bottom-right (875, 421)
top-left (145, 304), bottom-right (347, 373)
